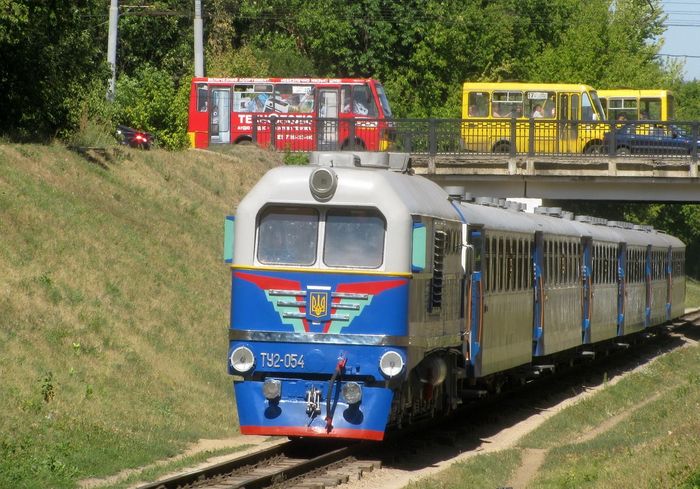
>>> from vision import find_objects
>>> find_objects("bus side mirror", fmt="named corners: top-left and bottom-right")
top-left (411, 223), bottom-right (426, 272)
top-left (224, 216), bottom-right (235, 263)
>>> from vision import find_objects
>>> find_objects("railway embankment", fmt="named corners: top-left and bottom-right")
top-left (0, 143), bottom-right (281, 488)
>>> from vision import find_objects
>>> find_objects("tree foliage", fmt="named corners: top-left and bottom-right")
top-left (2, 0), bottom-right (700, 272)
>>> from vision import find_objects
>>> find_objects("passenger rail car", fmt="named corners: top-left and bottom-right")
top-left (223, 152), bottom-right (685, 441)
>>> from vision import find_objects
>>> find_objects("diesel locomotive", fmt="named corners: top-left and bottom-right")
top-left (223, 152), bottom-right (685, 441)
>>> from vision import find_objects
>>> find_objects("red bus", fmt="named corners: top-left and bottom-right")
top-left (188, 77), bottom-right (394, 151)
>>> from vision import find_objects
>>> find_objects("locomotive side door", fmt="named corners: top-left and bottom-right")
top-left (581, 236), bottom-right (593, 343)
top-left (465, 226), bottom-right (484, 377)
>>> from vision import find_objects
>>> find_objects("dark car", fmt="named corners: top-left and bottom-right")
top-left (116, 125), bottom-right (153, 150)
top-left (603, 122), bottom-right (699, 156)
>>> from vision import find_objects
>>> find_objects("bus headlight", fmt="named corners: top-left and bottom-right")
top-left (341, 382), bottom-right (362, 404)
top-left (379, 351), bottom-right (404, 378)
top-left (230, 346), bottom-right (255, 373)
top-left (263, 379), bottom-right (281, 400)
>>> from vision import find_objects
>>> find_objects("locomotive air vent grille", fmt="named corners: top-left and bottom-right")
top-left (431, 230), bottom-right (447, 309)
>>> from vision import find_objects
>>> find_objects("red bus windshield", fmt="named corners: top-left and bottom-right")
top-left (187, 77), bottom-right (393, 151)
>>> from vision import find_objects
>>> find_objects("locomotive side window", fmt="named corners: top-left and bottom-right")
top-left (257, 207), bottom-right (319, 265)
top-left (324, 209), bottom-right (385, 268)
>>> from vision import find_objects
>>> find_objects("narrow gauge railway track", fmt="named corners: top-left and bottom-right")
top-left (136, 439), bottom-right (380, 489)
top-left (137, 311), bottom-right (699, 489)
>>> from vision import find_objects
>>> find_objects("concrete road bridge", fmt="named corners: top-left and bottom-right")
top-left (255, 116), bottom-right (700, 201)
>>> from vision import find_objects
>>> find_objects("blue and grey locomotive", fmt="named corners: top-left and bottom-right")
top-left (223, 152), bottom-right (685, 441)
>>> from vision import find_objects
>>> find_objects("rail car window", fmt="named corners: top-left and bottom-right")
top-left (324, 209), bottom-right (385, 268)
top-left (485, 237), bottom-right (491, 291)
top-left (257, 207), bottom-right (318, 265)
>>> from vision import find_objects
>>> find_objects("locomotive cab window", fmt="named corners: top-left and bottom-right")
top-left (323, 209), bottom-right (385, 268)
top-left (257, 206), bottom-right (319, 265)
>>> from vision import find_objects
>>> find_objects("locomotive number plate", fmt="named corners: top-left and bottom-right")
top-left (259, 352), bottom-right (305, 369)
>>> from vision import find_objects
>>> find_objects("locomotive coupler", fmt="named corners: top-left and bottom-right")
top-left (306, 386), bottom-right (321, 416)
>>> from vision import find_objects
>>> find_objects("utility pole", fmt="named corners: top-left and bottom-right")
top-left (107, 0), bottom-right (119, 101)
top-left (194, 0), bottom-right (204, 77)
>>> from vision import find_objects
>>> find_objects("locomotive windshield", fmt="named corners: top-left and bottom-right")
top-left (257, 207), bottom-right (318, 265)
top-left (324, 209), bottom-right (385, 268)
top-left (255, 206), bottom-right (385, 268)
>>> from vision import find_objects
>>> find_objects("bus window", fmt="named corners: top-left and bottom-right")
top-left (640, 98), bottom-right (661, 120)
top-left (376, 83), bottom-right (393, 117)
top-left (526, 91), bottom-right (555, 118)
top-left (233, 84), bottom-right (273, 113)
top-left (559, 94), bottom-right (569, 121)
top-left (581, 92), bottom-right (597, 121)
top-left (493, 91), bottom-right (523, 118)
top-left (607, 97), bottom-right (636, 121)
top-left (274, 84), bottom-right (314, 114)
top-left (197, 84), bottom-right (208, 112)
top-left (352, 85), bottom-right (378, 117)
top-left (667, 94), bottom-right (675, 119)
top-left (571, 94), bottom-right (579, 121)
top-left (467, 92), bottom-right (489, 117)
top-left (341, 86), bottom-right (352, 113)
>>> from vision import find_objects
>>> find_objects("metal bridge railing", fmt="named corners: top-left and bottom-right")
top-left (251, 116), bottom-right (700, 161)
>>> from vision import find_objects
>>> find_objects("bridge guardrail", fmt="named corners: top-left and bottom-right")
top-left (251, 116), bottom-right (700, 162)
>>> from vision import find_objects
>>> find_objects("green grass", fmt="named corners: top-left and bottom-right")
top-left (0, 143), bottom-right (281, 488)
top-left (409, 344), bottom-right (700, 489)
top-left (686, 277), bottom-right (700, 309)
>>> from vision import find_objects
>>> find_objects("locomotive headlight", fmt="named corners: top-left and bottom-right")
top-left (341, 382), bottom-right (362, 404)
top-left (262, 379), bottom-right (281, 400)
top-left (230, 346), bottom-right (255, 373)
top-left (309, 167), bottom-right (338, 202)
top-left (379, 351), bottom-right (404, 378)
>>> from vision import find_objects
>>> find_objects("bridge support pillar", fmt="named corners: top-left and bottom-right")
top-left (508, 158), bottom-right (517, 175)
top-left (427, 156), bottom-right (436, 174)
top-left (525, 159), bottom-right (535, 175)
top-left (608, 159), bottom-right (617, 176)
top-left (691, 162), bottom-right (698, 178)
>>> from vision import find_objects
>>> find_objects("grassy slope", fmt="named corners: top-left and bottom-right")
top-left (408, 281), bottom-right (700, 489)
top-left (0, 143), bottom-right (281, 488)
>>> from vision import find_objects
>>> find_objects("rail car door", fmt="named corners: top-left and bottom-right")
top-left (317, 89), bottom-right (339, 150)
top-left (465, 226), bottom-right (484, 377)
top-left (645, 245), bottom-right (652, 327)
top-left (666, 246), bottom-right (673, 321)
top-left (581, 237), bottom-right (593, 343)
top-left (532, 231), bottom-right (545, 356)
top-left (617, 243), bottom-right (627, 336)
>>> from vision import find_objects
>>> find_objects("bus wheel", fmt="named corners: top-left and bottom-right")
top-left (584, 142), bottom-right (604, 154)
top-left (341, 138), bottom-right (366, 151)
top-left (236, 138), bottom-right (253, 145)
top-left (492, 142), bottom-right (510, 153)
top-left (616, 146), bottom-right (630, 156)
